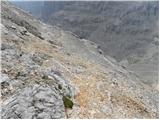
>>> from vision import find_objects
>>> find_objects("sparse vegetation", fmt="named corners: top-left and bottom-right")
top-left (1, 1), bottom-right (158, 119)
top-left (62, 96), bottom-right (73, 109)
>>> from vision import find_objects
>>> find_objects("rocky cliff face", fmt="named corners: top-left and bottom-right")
top-left (1, 1), bottom-right (159, 119)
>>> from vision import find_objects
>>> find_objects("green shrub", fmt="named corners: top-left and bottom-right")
top-left (62, 96), bottom-right (73, 109)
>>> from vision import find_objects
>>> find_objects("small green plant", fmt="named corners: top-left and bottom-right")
top-left (62, 96), bottom-right (73, 109)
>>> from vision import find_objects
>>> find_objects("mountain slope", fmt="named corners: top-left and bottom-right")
top-left (11, 1), bottom-right (159, 89)
top-left (1, 1), bottom-right (159, 119)
top-left (42, 1), bottom-right (159, 89)
top-left (45, 1), bottom-right (158, 60)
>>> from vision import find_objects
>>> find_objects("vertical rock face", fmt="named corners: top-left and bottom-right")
top-left (1, 1), bottom-right (159, 119)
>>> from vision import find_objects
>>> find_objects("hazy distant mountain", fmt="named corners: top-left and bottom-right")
top-left (12, 1), bottom-right (159, 59)
top-left (46, 1), bottom-right (159, 60)
top-left (10, 1), bottom-right (44, 18)
top-left (11, 1), bottom-right (66, 20)
top-left (43, 1), bottom-right (159, 88)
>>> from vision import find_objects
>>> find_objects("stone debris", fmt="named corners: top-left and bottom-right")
top-left (10, 25), bottom-right (16, 29)
top-left (1, 1), bottom-right (158, 119)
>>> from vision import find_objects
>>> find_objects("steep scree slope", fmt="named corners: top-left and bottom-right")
top-left (11, 1), bottom-right (159, 91)
top-left (44, 1), bottom-right (159, 90)
top-left (1, 2), bottom-right (159, 119)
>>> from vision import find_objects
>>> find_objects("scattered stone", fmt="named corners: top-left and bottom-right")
top-left (67, 53), bottom-right (71, 56)
top-left (58, 84), bottom-right (62, 90)
top-left (10, 25), bottom-right (16, 29)
top-left (1, 43), bottom-right (12, 50)
top-left (3, 29), bottom-right (9, 35)
top-left (42, 75), bottom-right (49, 79)
top-left (98, 49), bottom-right (103, 54)
top-left (20, 30), bottom-right (27, 35)
top-left (75, 65), bottom-right (86, 74)
top-left (1, 81), bottom-right (10, 89)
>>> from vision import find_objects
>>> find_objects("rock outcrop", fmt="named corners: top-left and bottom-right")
top-left (1, 1), bottom-right (159, 119)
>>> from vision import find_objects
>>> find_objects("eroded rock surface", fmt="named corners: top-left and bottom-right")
top-left (1, 1), bottom-right (159, 119)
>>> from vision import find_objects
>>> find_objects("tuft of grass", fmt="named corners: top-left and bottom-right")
top-left (62, 96), bottom-right (73, 109)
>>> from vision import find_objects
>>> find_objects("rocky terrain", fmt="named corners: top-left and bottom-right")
top-left (46, 1), bottom-right (159, 89)
top-left (12, 0), bottom-right (159, 91)
top-left (1, 1), bottom-right (159, 119)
